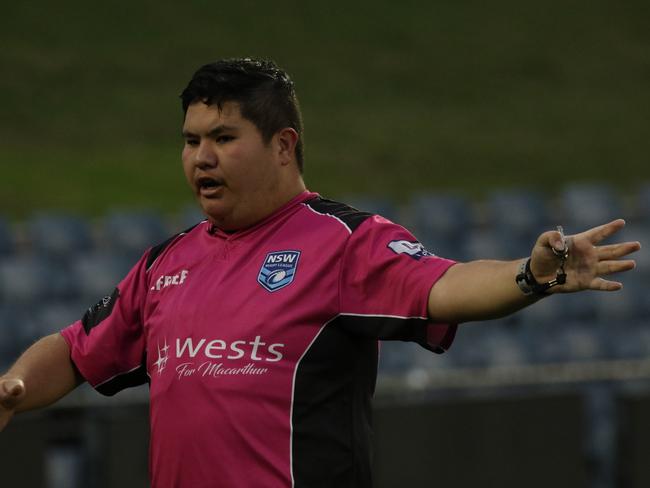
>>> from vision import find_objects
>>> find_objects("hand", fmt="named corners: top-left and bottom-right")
top-left (529, 219), bottom-right (641, 293)
top-left (0, 377), bottom-right (25, 432)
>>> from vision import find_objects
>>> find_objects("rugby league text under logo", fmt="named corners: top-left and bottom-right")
top-left (258, 250), bottom-right (301, 292)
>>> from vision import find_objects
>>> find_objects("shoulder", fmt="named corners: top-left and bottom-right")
top-left (145, 221), bottom-right (205, 271)
top-left (301, 196), bottom-right (375, 235)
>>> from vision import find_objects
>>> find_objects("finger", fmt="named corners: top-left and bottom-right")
top-left (581, 219), bottom-right (626, 245)
top-left (0, 379), bottom-right (25, 409)
top-left (596, 259), bottom-right (636, 276)
top-left (588, 277), bottom-right (623, 292)
top-left (596, 241), bottom-right (642, 260)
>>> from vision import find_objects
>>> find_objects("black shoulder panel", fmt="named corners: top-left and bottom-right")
top-left (145, 222), bottom-right (201, 271)
top-left (82, 287), bottom-right (120, 335)
top-left (304, 197), bottom-right (373, 233)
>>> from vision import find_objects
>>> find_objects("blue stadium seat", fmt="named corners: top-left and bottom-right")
top-left (408, 193), bottom-right (472, 261)
top-left (462, 228), bottom-right (528, 261)
top-left (528, 321), bottom-right (604, 363)
top-left (0, 304), bottom-right (42, 363)
top-left (560, 323), bottom-right (605, 361)
top-left (563, 291), bottom-right (598, 322)
top-left (482, 323), bottom-right (530, 367)
top-left (484, 189), bottom-right (550, 243)
top-left (176, 205), bottom-right (206, 232)
top-left (446, 323), bottom-right (491, 368)
top-left (36, 301), bottom-right (85, 337)
top-left (593, 283), bottom-right (645, 324)
top-left (102, 210), bottom-right (169, 259)
top-left (72, 252), bottom-right (133, 303)
top-left (408, 340), bottom-right (455, 373)
top-left (601, 281), bottom-right (650, 359)
top-left (0, 218), bottom-right (14, 257)
top-left (0, 305), bottom-right (20, 368)
top-left (26, 213), bottom-right (94, 259)
top-left (0, 257), bottom-right (76, 304)
top-left (635, 182), bottom-right (650, 223)
top-left (560, 183), bottom-right (622, 231)
top-left (608, 320), bottom-right (650, 359)
top-left (377, 341), bottom-right (419, 376)
top-left (450, 321), bottom-right (529, 368)
top-left (515, 294), bottom-right (564, 327)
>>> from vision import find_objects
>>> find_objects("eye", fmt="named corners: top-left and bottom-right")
top-left (216, 135), bottom-right (235, 144)
top-left (184, 138), bottom-right (199, 147)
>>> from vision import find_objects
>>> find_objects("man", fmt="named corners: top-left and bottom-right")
top-left (0, 58), bottom-right (641, 487)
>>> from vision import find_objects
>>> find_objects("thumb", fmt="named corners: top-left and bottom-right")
top-left (0, 379), bottom-right (25, 409)
top-left (536, 229), bottom-right (567, 254)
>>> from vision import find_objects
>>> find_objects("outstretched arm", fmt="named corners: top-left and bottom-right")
top-left (428, 219), bottom-right (641, 324)
top-left (0, 333), bottom-right (84, 431)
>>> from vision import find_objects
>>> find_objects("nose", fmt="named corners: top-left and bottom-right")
top-left (195, 140), bottom-right (218, 170)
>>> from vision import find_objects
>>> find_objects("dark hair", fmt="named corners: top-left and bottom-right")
top-left (180, 58), bottom-right (304, 172)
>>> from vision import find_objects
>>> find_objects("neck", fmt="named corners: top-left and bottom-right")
top-left (211, 176), bottom-right (307, 232)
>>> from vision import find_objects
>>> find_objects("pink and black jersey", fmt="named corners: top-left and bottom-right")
top-left (61, 191), bottom-right (456, 488)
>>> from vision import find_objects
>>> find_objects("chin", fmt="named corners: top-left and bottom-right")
top-left (200, 201), bottom-right (229, 222)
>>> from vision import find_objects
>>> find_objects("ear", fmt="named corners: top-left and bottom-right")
top-left (275, 128), bottom-right (299, 166)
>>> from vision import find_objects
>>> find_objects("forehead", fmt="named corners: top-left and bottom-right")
top-left (182, 101), bottom-right (249, 132)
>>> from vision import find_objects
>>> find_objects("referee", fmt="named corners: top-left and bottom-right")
top-left (0, 58), bottom-right (641, 487)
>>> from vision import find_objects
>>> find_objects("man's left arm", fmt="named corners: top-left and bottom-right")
top-left (428, 219), bottom-right (641, 324)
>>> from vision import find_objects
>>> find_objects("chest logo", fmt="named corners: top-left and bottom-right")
top-left (151, 269), bottom-right (189, 291)
top-left (258, 250), bottom-right (301, 292)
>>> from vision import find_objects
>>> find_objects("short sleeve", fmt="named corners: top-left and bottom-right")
top-left (60, 252), bottom-right (150, 396)
top-left (338, 215), bottom-right (457, 353)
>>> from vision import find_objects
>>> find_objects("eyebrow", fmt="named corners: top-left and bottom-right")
top-left (181, 124), bottom-right (238, 139)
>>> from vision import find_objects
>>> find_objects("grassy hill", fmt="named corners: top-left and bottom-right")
top-left (1, 0), bottom-right (648, 217)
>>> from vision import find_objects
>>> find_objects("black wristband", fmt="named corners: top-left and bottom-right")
top-left (515, 258), bottom-right (566, 297)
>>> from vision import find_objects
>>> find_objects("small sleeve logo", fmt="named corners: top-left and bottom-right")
top-left (257, 250), bottom-right (301, 292)
top-left (387, 240), bottom-right (435, 260)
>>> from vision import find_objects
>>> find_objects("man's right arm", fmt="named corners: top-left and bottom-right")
top-left (0, 333), bottom-right (84, 431)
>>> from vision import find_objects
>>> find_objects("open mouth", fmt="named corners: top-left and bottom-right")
top-left (196, 176), bottom-right (225, 195)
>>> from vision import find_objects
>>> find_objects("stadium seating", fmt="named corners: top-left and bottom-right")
top-left (635, 182), bottom-right (650, 223)
top-left (484, 189), bottom-right (550, 243)
top-left (449, 321), bottom-right (529, 368)
top-left (37, 301), bottom-right (85, 337)
top-left (72, 252), bottom-right (133, 303)
top-left (26, 213), bottom-right (94, 260)
top-left (101, 210), bottom-right (169, 260)
top-left (2, 185), bottom-right (646, 380)
top-left (462, 227), bottom-right (528, 261)
top-left (0, 256), bottom-right (76, 304)
top-left (0, 304), bottom-right (42, 365)
top-left (608, 320), bottom-right (650, 359)
top-left (560, 183), bottom-right (622, 231)
top-left (176, 205), bottom-right (206, 233)
top-left (409, 193), bottom-right (472, 261)
top-left (0, 218), bottom-right (13, 257)
top-left (0, 305), bottom-right (19, 368)
top-left (377, 341), bottom-right (422, 376)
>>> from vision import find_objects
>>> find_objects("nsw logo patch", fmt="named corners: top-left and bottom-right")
top-left (258, 250), bottom-right (301, 292)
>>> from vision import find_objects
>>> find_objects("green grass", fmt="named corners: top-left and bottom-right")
top-left (1, 0), bottom-right (649, 217)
